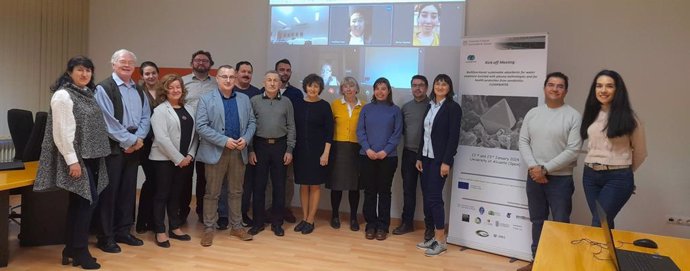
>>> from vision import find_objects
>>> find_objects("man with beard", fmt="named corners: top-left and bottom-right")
top-left (233, 61), bottom-right (263, 227)
top-left (94, 49), bottom-right (150, 252)
top-left (181, 50), bottom-right (229, 230)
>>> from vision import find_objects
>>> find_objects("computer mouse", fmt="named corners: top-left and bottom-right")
top-left (633, 238), bottom-right (658, 249)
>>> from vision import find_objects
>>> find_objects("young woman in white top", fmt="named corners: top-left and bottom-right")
top-left (580, 70), bottom-right (647, 228)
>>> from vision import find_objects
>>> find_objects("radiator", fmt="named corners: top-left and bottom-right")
top-left (0, 139), bottom-right (16, 162)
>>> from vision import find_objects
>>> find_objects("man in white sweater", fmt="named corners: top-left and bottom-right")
top-left (517, 72), bottom-right (582, 271)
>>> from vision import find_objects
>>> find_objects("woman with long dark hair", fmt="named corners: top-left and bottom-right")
top-left (414, 74), bottom-right (462, 257)
top-left (357, 77), bottom-right (402, 241)
top-left (580, 70), bottom-right (647, 228)
top-left (135, 61), bottom-right (161, 234)
top-left (34, 55), bottom-right (111, 269)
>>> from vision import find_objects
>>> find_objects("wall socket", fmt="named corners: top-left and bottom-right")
top-left (666, 215), bottom-right (690, 226)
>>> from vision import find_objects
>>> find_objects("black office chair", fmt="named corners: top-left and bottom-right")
top-left (22, 111), bottom-right (47, 162)
top-left (6, 109), bottom-right (35, 225)
top-left (7, 109), bottom-right (34, 161)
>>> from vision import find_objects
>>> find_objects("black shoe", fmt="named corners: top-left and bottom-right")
top-left (350, 219), bottom-right (360, 231)
top-left (169, 230), bottom-right (192, 241)
top-left (62, 247), bottom-right (96, 265)
top-left (424, 227), bottom-right (435, 241)
top-left (294, 220), bottom-right (307, 232)
top-left (96, 239), bottom-right (121, 253)
top-left (248, 225), bottom-right (265, 235)
top-left (284, 209), bottom-right (297, 223)
top-left (392, 223), bottom-right (414, 235)
top-left (365, 228), bottom-right (375, 240)
top-left (330, 217), bottom-right (341, 229)
top-left (135, 223), bottom-right (150, 234)
top-left (72, 248), bottom-right (100, 269)
top-left (301, 222), bottom-right (314, 235)
top-left (114, 234), bottom-right (144, 246)
top-left (375, 229), bottom-right (388, 241)
top-left (242, 215), bottom-right (254, 227)
top-left (155, 236), bottom-right (171, 248)
top-left (217, 217), bottom-right (229, 230)
top-left (271, 225), bottom-right (285, 236)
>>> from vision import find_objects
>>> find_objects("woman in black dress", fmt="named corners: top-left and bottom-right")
top-left (293, 74), bottom-right (334, 234)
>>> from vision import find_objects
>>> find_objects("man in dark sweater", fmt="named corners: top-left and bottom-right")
top-left (393, 75), bottom-right (434, 240)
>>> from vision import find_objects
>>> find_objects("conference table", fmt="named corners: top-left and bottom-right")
top-left (533, 221), bottom-right (690, 270)
top-left (0, 161), bottom-right (37, 267)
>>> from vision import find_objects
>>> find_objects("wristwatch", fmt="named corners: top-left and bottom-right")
top-left (540, 165), bottom-right (548, 175)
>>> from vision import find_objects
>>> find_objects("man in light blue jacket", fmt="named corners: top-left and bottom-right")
top-left (195, 65), bottom-right (256, 246)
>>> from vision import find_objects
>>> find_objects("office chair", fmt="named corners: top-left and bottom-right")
top-left (7, 109), bottom-right (35, 225)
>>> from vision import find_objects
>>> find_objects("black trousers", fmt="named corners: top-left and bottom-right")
top-left (152, 161), bottom-right (192, 233)
top-left (65, 158), bottom-right (99, 250)
top-left (400, 149), bottom-right (433, 228)
top-left (97, 150), bottom-right (140, 241)
top-left (136, 136), bottom-right (155, 229)
top-left (252, 137), bottom-right (287, 227)
top-left (194, 161), bottom-right (206, 218)
top-left (361, 155), bottom-right (398, 232)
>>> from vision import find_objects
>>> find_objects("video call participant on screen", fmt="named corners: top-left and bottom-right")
top-left (413, 3), bottom-right (440, 46)
top-left (348, 7), bottom-right (372, 45)
top-left (517, 72), bottom-right (582, 271)
top-left (321, 63), bottom-right (339, 87)
top-left (580, 70), bottom-right (647, 229)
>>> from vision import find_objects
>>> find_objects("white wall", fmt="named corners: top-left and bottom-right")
top-left (89, 0), bottom-right (690, 238)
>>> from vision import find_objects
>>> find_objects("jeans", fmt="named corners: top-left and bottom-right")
top-left (526, 174), bottom-right (574, 257)
top-left (583, 166), bottom-right (634, 228)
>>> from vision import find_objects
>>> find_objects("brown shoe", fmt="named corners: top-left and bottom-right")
top-left (365, 228), bottom-right (375, 240)
top-left (230, 228), bottom-right (253, 241)
top-left (200, 230), bottom-right (214, 247)
top-left (375, 229), bottom-right (388, 241)
top-left (516, 262), bottom-right (533, 271)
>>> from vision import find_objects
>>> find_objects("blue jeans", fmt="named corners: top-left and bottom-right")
top-left (583, 166), bottom-right (634, 228)
top-left (526, 174), bottom-right (574, 257)
top-left (526, 175), bottom-right (575, 256)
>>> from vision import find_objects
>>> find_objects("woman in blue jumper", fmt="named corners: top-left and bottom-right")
top-left (356, 77), bottom-right (402, 241)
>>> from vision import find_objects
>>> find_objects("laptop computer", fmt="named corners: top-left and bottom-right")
top-left (0, 160), bottom-right (25, 171)
top-left (596, 201), bottom-right (680, 271)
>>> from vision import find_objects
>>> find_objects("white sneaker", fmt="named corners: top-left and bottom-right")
top-left (425, 241), bottom-right (447, 257)
top-left (416, 238), bottom-right (436, 250)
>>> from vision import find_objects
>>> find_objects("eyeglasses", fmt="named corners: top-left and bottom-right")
top-left (193, 59), bottom-right (210, 64)
top-left (117, 60), bottom-right (136, 66)
top-left (218, 75), bottom-right (236, 81)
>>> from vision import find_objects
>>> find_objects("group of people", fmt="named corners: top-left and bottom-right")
top-left (516, 71), bottom-right (647, 271)
top-left (31, 47), bottom-right (646, 269)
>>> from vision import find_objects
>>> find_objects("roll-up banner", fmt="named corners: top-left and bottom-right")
top-left (448, 33), bottom-right (548, 261)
